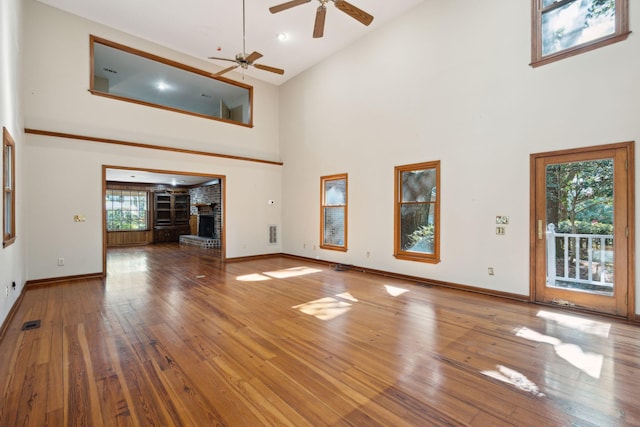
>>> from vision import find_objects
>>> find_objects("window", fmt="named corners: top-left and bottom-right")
top-left (531, 0), bottom-right (629, 67)
top-left (106, 190), bottom-right (149, 231)
top-left (320, 174), bottom-right (348, 251)
top-left (394, 161), bottom-right (440, 263)
top-left (3, 128), bottom-right (16, 248)
top-left (90, 36), bottom-right (253, 126)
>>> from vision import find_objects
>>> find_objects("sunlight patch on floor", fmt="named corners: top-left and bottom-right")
top-left (236, 273), bottom-right (271, 281)
top-left (335, 292), bottom-right (358, 302)
top-left (481, 365), bottom-right (545, 397)
top-left (385, 285), bottom-right (409, 297)
top-left (292, 297), bottom-right (352, 320)
top-left (108, 257), bottom-right (149, 274)
top-left (264, 266), bottom-right (323, 279)
top-left (515, 327), bottom-right (603, 379)
top-left (536, 310), bottom-right (611, 338)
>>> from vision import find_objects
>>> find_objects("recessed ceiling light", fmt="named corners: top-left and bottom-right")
top-left (156, 82), bottom-right (169, 91)
top-left (276, 33), bottom-right (288, 41)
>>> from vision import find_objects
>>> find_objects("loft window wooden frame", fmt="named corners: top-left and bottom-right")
top-left (89, 35), bottom-right (254, 127)
top-left (531, 0), bottom-right (630, 67)
top-left (3, 127), bottom-right (16, 248)
top-left (394, 161), bottom-right (440, 264)
top-left (320, 173), bottom-right (348, 252)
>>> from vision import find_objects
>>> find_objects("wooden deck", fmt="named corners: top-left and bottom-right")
top-left (0, 243), bottom-right (638, 426)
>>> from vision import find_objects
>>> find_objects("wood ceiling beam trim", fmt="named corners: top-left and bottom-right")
top-left (24, 128), bottom-right (284, 166)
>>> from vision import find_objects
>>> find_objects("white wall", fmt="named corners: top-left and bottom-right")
top-left (22, 0), bottom-right (283, 281)
top-left (24, 0), bottom-right (280, 162)
top-left (24, 136), bottom-right (282, 280)
top-left (279, 1), bottom-right (640, 313)
top-left (0, 0), bottom-right (26, 325)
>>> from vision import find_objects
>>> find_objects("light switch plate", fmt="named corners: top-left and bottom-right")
top-left (496, 215), bottom-right (509, 225)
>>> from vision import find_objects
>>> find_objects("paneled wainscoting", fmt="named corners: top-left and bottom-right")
top-left (0, 243), bottom-right (638, 425)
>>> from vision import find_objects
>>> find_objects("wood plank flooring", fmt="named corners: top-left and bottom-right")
top-left (0, 243), bottom-right (638, 426)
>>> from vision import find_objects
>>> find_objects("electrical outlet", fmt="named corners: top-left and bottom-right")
top-left (496, 226), bottom-right (506, 235)
top-left (366, 251), bottom-right (371, 258)
top-left (5, 286), bottom-right (8, 296)
top-left (488, 267), bottom-right (495, 276)
top-left (57, 257), bottom-right (64, 266)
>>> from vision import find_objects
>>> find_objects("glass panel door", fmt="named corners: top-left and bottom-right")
top-left (532, 143), bottom-right (632, 317)
top-left (545, 159), bottom-right (614, 296)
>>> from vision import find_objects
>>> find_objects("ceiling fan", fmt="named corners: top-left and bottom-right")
top-left (269, 0), bottom-right (374, 38)
top-left (208, 0), bottom-right (284, 78)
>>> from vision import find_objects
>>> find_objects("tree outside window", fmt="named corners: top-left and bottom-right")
top-left (320, 174), bottom-right (347, 251)
top-left (394, 161), bottom-right (440, 263)
top-left (531, 0), bottom-right (629, 67)
top-left (106, 190), bottom-right (149, 231)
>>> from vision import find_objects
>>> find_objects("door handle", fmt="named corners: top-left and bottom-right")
top-left (538, 220), bottom-right (543, 240)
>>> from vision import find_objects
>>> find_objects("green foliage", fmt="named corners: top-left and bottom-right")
top-left (546, 159), bottom-right (613, 231)
top-left (556, 220), bottom-right (613, 235)
top-left (405, 224), bottom-right (434, 250)
top-left (587, 0), bottom-right (615, 21)
top-left (107, 210), bottom-right (146, 231)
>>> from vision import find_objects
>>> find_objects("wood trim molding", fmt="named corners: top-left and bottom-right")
top-left (279, 253), bottom-right (530, 302)
top-left (25, 272), bottom-right (105, 288)
top-left (24, 128), bottom-right (284, 166)
top-left (89, 35), bottom-right (254, 128)
top-left (0, 286), bottom-right (26, 342)
top-left (225, 253), bottom-right (281, 263)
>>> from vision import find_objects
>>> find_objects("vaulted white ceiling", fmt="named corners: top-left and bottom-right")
top-left (36, 0), bottom-right (424, 85)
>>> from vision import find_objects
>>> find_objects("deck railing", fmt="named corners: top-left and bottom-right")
top-left (546, 223), bottom-right (614, 289)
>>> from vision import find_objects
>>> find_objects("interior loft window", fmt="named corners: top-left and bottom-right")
top-left (3, 128), bottom-right (16, 248)
top-left (90, 36), bottom-right (253, 126)
top-left (106, 190), bottom-right (149, 231)
top-left (320, 174), bottom-right (348, 251)
top-left (394, 161), bottom-right (440, 263)
top-left (531, 0), bottom-right (629, 67)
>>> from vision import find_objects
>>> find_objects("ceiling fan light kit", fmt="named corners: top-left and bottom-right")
top-left (208, 0), bottom-right (284, 78)
top-left (209, 0), bottom-right (374, 78)
top-left (269, 0), bottom-right (374, 39)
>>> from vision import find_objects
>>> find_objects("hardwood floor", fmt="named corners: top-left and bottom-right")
top-left (0, 244), bottom-right (638, 426)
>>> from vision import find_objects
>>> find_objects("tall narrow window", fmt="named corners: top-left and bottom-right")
top-left (321, 174), bottom-right (348, 251)
top-left (394, 161), bottom-right (440, 263)
top-left (105, 190), bottom-right (149, 231)
top-left (3, 128), bottom-right (16, 248)
top-left (531, 0), bottom-right (629, 67)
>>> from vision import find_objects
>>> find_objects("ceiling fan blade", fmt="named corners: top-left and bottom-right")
top-left (334, 0), bottom-right (374, 26)
top-left (208, 56), bottom-right (237, 63)
top-left (253, 63), bottom-right (285, 75)
top-left (212, 65), bottom-right (239, 77)
top-left (269, 0), bottom-right (311, 14)
top-left (245, 51), bottom-right (263, 63)
top-left (313, 6), bottom-right (327, 38)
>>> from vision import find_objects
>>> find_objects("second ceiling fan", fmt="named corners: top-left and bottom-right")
top-left (269, 0), bottom-right (374, 38)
